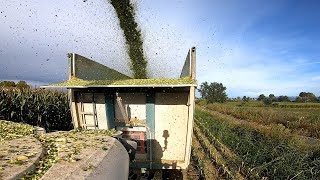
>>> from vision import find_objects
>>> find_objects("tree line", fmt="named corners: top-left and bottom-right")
top-left (257, 92), bottom-right (319, 104)
top-left (198, 81), bottom-right (319, 104)
top-left (0, 80), bottom-right (30, 89)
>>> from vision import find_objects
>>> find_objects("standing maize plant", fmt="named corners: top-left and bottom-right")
top-left (0, 87), bottom-right (72, 131)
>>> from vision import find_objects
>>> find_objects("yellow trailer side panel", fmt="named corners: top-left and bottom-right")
top-left (154, 93), bottom-right (189, 161)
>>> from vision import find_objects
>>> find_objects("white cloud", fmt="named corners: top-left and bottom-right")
top-left (197, 42), bottom-right (320, 97)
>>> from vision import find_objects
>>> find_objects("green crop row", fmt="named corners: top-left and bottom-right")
top-left (203, 103), bottom-right (320, 139)
top-left (195, 108), bottom-right (320, 179)
top-left (0, 88), bottom-right (72, 131)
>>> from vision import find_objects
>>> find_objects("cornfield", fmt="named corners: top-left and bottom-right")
top-left (0, 87), bottom-right (72, 131)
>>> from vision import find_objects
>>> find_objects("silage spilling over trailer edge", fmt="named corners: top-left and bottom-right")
top-left (48, 76), bottom-right (196, 87)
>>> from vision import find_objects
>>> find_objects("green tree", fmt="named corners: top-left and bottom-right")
top-left (0, 81), bottom-right (16, 87)
top-left (16, 81), bottom-right (30, 89)
top-left (262, 94), bottom-right (276, 105)
top-left (269, 94), bottom-right (276, 102)
top-left (298, 92), bottom-right (317, 102)
top-left (198, 82), bottom-right (227, 103)
top-left (257, 94), bottom-right (266, 101)
top-left (242, 96), bottom-right (249, 102)
top-left (277, 95), bottom-right (290, 102)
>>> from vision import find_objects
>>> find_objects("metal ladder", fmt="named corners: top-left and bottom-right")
top-left (79, 93), bottom-right (98, 129)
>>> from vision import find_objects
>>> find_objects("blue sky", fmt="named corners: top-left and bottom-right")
top-left (0, 0), bottom-right (319, 97)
